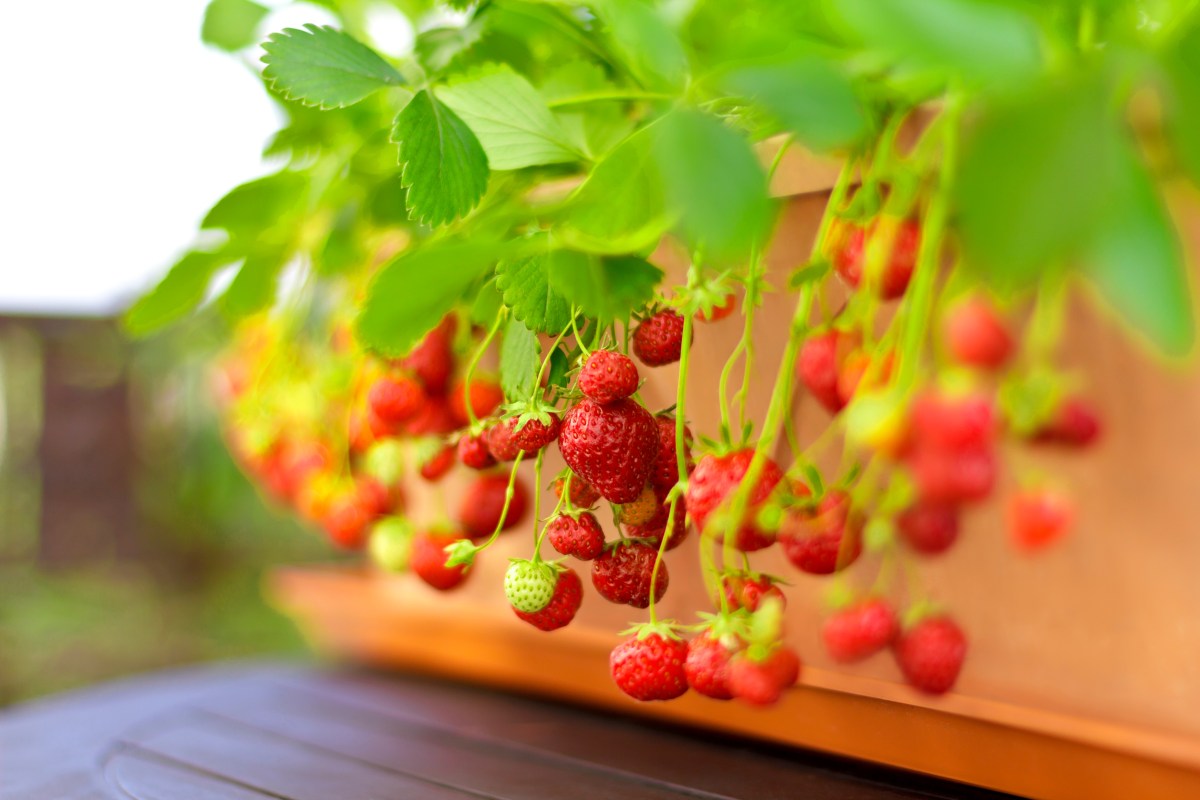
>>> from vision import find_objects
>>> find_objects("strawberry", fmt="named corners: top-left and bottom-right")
top-left (650, 415), bottom-right (692, 491)
top-left (457, 473), bottom-right (529, 540)
top-left (722, 573), bottom-right (786, 612)
top-left (836, 349), bottom-right (894, 407)
top-left (401, 398), bottom-right (458, 436)
top-left (553, 473), bottom-right (601, 508)
top-left (347, 411), bottom-right (375, 455)
top-left (699, 294), bottom-right (737, 323)
top-left (908, 446), bottom-right (996, 504)
top-left (399, 316), bottom-right (455, 395)
top-left (728, 646), bottom-right (801, 706)
top-left (1031, 398), bottom-right (1101, 447)
top-left (457, 432), bottom-right (497, 470)
top-left (419, 444), bottom-right (456, 482)
top-left (278, 439), bottom-right (332, 499)
top-left (909, 392), bottom-right (996, 452)
top-left (591, 541), bottom-right (668, 608)
top-left (618, 485), bottom-right (659, 526)
top-left (411, 530), bottom-right (471, 591)
top-left (798, 329), bottom-right (860, 414)
top-left (632, 310), bottom-right (685, 367)
top-left (450, 378), bottom-right (505, 426)
top-left (547, 512), bottom-right (606, 561)
top-left (685, 633), bottom-right (738, 700)
top-left (368, 373), bottom-right (426, 424)
top-left (367, 408), bottom-right (402, 440)
top-left (1007, 488), bottom-right (1073, 552)
top-left (624, 493), bottom-right (689, 551)
top-left (322, 493), bottom-right (373, 549)
top-left (822, 599), bottom-right (899, 663)
top-left (514, 567), bottom-right (583, 631)
top-left (504, 559), bottom-right (558, 613)
top-left (896, 501), bottom-right (960, 555)
top-left (893, 616), bottom-right (967, 695)
top-left (367, 516), bottom-right (413, 572)
top-left (558, 398), bottom-right (658, 504)
top-left (511, 413), bottom-right (562, 453)
top-left (578, 350), bottom-right (639, 404)
top-left (834, 217), bottom-right (920, 300)
top-left (486, 418), bottom-right (522, 462)
top-left (781, 490), bottom-right (862, 574)
top-left (943, 296), bottom-right (1013, 370)
top-left (355, 475), bottom-right (394, 517)
top-left (685, 450), bottom-right (784, 552)
top-left (611, 632), bottom-right (689, 701)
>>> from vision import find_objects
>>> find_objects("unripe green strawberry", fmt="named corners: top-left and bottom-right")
top-left (368, 516), bottom-right (414, 572)
top-left (504, 559), bottom-right (557, 613)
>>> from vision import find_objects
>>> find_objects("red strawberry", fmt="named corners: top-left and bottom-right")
top-left (893, 616), bottom-right (967, 695)
top-left (896, 502), bottom-right (960, 555)
top-left (347, 411), bottom-right (375, 455)
top-left (650, 415), bottom-right (692, 491)
top-left (699, 294), bottom-right (737, 322)
top-left (558, 398), bottom-right (658, 504)
top-left (685, 450), bottom-right (784, 552)
top-left (486, 418), bottom-right (522, 462)
top-left (553, 473), bottom-right (601, 508)
top-left (511, 414), bottom-right (561, 453)
top-left (400, 316), bottom-right (455, 395)
top-left (611, 633), bottom-right (689, 701)
top-left (728, 646), bottom-right (801, 706)
top-left (450, 378), bottom-right (505, 426)
top-left (591, 541), bottom-right (668, 608)
top-left (822, 599), bottom-right (899, 663)
top-left (578, 350), bottom-right (640, 404)
top-left (632, 310), bottom-right (685, 367)
top-left (514, 567), bottom-right (583, 631)
top-left (834, 218), bottom-right (920, 300)
top-left (781, 490), bottom-right (862, 574)
top-left (836, 349), bottom-right (894, 407)
top-left (547, 512), bottom-right (606, 561)
top-left (457, 432), bottom-right (497, 470)
top-left (618, 485), bottom-right (659, 526)
top-left (322, 493), bottom-right (373, 549)
top-left (419, 444), bottom-right (456, 482)
top-left (457, 473), bottom-right (529, 540)
top-left (355, 475), bottom-right (394, 517)
top-left (909, 392), bottom-right (996, 452)
top-left (1031, 398), bottom-right (1101, 447)
top-left (367, 408), bottom-right (402, 440)
top-left (909, 446), bottom-right (996, 504)
top-left (411, 531), bottom-right (470, 591)
top-left (625, 493), bottom-right (689, 551)
top-left (401, 398), bottom-right (458, 436)
top-left (685, 633), bottom-right (738, 700)
top-left (722, 573), bottom-right (786, 612)
top-left (368, 373), bottom-right (426, 425)
top-left (943, 296), bottom-right (1013, 370)
top-left (798, 330), bottom-right (859, 414)
top-left (1007, 488), bottom-right (1073, 552)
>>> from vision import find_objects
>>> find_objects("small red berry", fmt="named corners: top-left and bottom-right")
top-left (896, 502), bottom-right (960, 555)
top-left (411, 531), bottom-right (470, 591)
top-left (553, 473), bottom-right (601, 508)
top-left (943, 296), bottom-right (1013, 370)
top-left (798, 329), bottom-right (860, 414)
top-left (1031, 398), bottom-right (1101, 448)
top-left (591, 542), bottom-right (668, 608)
top-left (822, 599), bottom-right (899, 663)
top-left (685, 450), bottom-right (784, 552)
top-left (909, 392), bottom-right (996, 452)
top-left (399, 316), bottom-right (456, 395)
top-left (909, 446), bottom-right (996, 505)
top-left (781, 491), bottom-right (862, 574)
top-left (450, 378), bottom-right (505, 426)
top-left (893, 616), bottom-right (967, 695)
top-left (457, 473), bottom-right (529, 540)
top-left (1007, 488), bottom-right (1073, 552)
top-left (578, 350), bottom-right (640, 404)
top-left (457, 432), bottom-right (497, 470)
top-left (632, 310), bottom-right (685, 367)
top-left (685, 633), bottom-right (738, 700)
top-left (611, 633), bottom-right (689, 701)
top-left (368, 374), bottom-right (425, 424)
top-left (485, 418), bottom-right (522, 462)
top-left (834, 218), bottom-right (920, 300)
top-left (418, 444), bottom-right (456, 482)
top-left (649, 415), bottom-right (692, 491)
top-left (514, 568), bottom-right (583, 631)
top-left (699, 294), bottom-right (737, 323)
top-left (624, 492), bottom-right (690, 551)
top-left (546, 512), bottom-right (606, 561)
top-left (511, 414), bottom-right (562, 453)
top-left (728, 646), bottom-right (801, 706)
top-left (722, 573), bottom-right (786, 612)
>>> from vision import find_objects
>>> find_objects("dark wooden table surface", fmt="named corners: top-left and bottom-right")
top-left (1, 662), bottom-right (1014, 799)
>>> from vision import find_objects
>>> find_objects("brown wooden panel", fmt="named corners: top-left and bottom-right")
top-left (104, 749), bottom-right (279, 800)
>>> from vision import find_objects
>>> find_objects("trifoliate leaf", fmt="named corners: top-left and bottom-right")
top-left (262, 24), bottom-right (404, 109)
top-left (202, 0), bottom-right (269, 52)
top-left (124, 249), bottom-right (238, 336)
top-left (495, 254), bottom-right (573, 333)
top-left (547, 252), bottom-right (662, 324)
top-left (391, 89), bottom-right (490, 227)
top-left (500, 317), bottom-right (541, 402)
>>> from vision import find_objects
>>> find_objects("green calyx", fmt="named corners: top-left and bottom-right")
top-left (619, 619), bottom-right (685, 642)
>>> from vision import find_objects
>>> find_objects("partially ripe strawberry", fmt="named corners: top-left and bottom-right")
top-left (836, 349), bottom-right (894, 407)
top-left (558, 398), bottom-right (658, 504)
top-left (834, 218), bottom-right (920, 300)
top-left (578, 350), bottom-right (639, 404)
top-left (1007, 488), bottom-right (1073, 552)
top-left (419, 444), bottom-right (456, 482)
top-left (514, 568), bottom-right (583, 631)
top-left (722, 573), bottom-right (786, 612)
top-left (400, 316), bottom-right (455, 395)
top-left (591, 541), bottom-right (668, 608)
top-left (457, 473), bottom-right (529, 540)
top-left (504, 559), bottom-right (557, 613)
top-left (547, 512), bottom-right (606, 561)
top-left (367, 516), bottom-right (413, 572)
top-left (368, 374), bottom-right (425, 424)
top-left (618, 485), bottom-right (659, 526)
top-left (511, 414), bottom-right (561, 453)
top-left (699, 294), bottom-right (737, 323)
top-left (611, 633), bottom-right (689, 701)
top-left (896, 502), bottom-right (960, 555)
top-left (553, 473), bottom-right (601, 508)
top-left (685, 633), bottom-right (738, 700)
top-left (1031, 398), bottom-right (1101, 448)
top-left (728, 646), bottom-right (801, 706)
top-left (450, 378), bottom-right (504, 426)
top-left (893, 616), bottom-right (967, 695)
top-left (624, 492), bottom-right (689, 551)
top-left (822, 599), bottom-right (899, 663)
top-left (943, 296), bottom-right (1013, 370)
top-left (486, 418), bottom-right (522, 462)
top-left (633, 310), bottom-right (685, 367)
top-left (650, 415), bottom-right (692, 491)
top-left (685, 450), bottom-right (784, 552)
top-left (781, 490), bottom-right (862, 574)
top-left (457, 432), bottom-right (497, 470)
top-left (411, 531), bottom-right (470, 591)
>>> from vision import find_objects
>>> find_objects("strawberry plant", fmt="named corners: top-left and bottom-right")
top-left (130, 0), bottom-right (1200, 703)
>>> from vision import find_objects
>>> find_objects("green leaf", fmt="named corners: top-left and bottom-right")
top-left (202, 0), bottom-right (269, 52)
top-left (261, 24), bottom-right (404, 109)
top-left (547, 252), bottom-right (662, 323)
top-left (437, 64), bottom-right (582, 170)
top-left (547, 346), bottom-right (571, 389)
top-left (357, 241), bottom-right (502, 356)
top-left (201, 171), bottom-right (308, 236)
top-left (724, 56), bottom-right (869, 152)
top-left (219, 248), bottom-right (289, 321)
top-left (542, 61), bottom-right (635, 159)
top-left (124, 250), bottom-right (237, 336)
top-left (469, 277), bottom-right (504, 327)
top-left (955, 76), bottom-right (1117, 288)
top-left (415, 19), bottom-right (486, 73)
top-left (1164, 17), bottom-right (1200, 185)
top-left (1082, 142), bottom-right (1195, 357)
top-left (558, 122), bottom-right (673, 254)
top-left (500, 318), bottom-right (541, 402)
top-left (654, 109), bottom-right (771, 262)
top-left (593, 0), bottom-right (688, 90)
top-left (391, 90), bottom-right (490, 227)
top-left (832, 0), bottom-right (1042, 88)
top-left (495, 254), bottom-right (573, 333)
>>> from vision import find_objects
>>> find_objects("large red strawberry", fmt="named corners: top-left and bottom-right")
top-left (943, 296), bottom-right (1013, 370)
top-left (514, 567), bottom-right (583, 631)
top-left (1007, 488), bottom-right (1073, 552)
top-left (685, 450), bottom-right (784, 551)
top-left (457, 432), bottom-right (497, 470)
top-left (896, 501), bottom-right (960, 555)
top-left (558, 398), bottom-right (658, 504)
top-left (546, 512), bottom-right (606, 561)
top-left (591, 541), bottom-right (668, 608)
top-left (822, 599), bottom-right (899, 663)
top-left (449, 378), bottom-right (504, 426)
top-left (728, 646), bottom-right (801, 706)
top-left (511, 413), bottom-right (561, 453)
top-left (893, 616), bottom-right (967, 695)
top-left (1031, 398), bottom-right (1101, 447)
top-left (685, 633), bottom-right (738, 700)
top-left (368, 373), bottom-right (425, 425)
top-left (400, 316), bottom-right (455, 395)
top-left (411, 531), bottom-right (470, 591)
top-left (457, 473), bottom-right (529, 540)
top-left (650, 415), bottom-right (692, 491)
top-left (781, 490), bottom-right (862, 574)
top-left (632, 310), bottom-right (685, 367)
top-left (833, 217), bottom-right (920, 300)
top-left (611, 632), bottom-right (689, 701)
top-left (578, 350), bottom-right (639, 404)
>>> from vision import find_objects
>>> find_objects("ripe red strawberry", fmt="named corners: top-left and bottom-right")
top-left (624, 492), bottom-right (689, 551)
top-left (618, 485), bottom-right (659, 526)
top-left (347, 411), bottom-right (375, 455)
top-left (893, 616), bottom-right (967, 695)
top-left (834, 218), bottom-right (920, 300)
top-left (411, 531), bottom-right (470, 591)
top-left (355, 475), bottom-right (394, 517)
top-left (632, 310), bottom-right (685, 367)
top-left (699, 294), bottom-right (737, 322)
top-left (722, 573), bottom-right (786, 612)
top-left (578, 350), bottom-right (639, 404)
top-left (908, 446), bottom-right (996, 504)
top-left (909, 392), bottom-right (996, 452)
top-left (486, 417), bottom-right (522, 462)
top-left (591, 541), bottom-right (668, 608)
top-left (943, 296), bottom-right (1013, 370)
top-left (781, 490), bottom-right (862, 574)
top-left (511, 414), bottom-right (561, 453)
top-left (728, 646), bottom-right (801, 706)
top-left (611, 633), bottom-right (689, 701)
top-left (322, 492), bottom-right (373, 549)
top-left (822, 599), bottom-right (899, 663)
top-left (547, 512), bottom-right (606, 560)
top-left (1031, 398), bottom-right (1101, 447)
top-left (368, 374), bottom-right (426, 424)
top-left (457, 432), bottom-right (497, 470)
top-left (558, 398), bottom-right (658, 504)
top-left (896, 501), bottom-right (960, 555)
top-left (419, 444), bottom-right (456, 482)
top-left (400, 398), bottom-right (458, 436)
top-left (457, 473), bottom-right (529, 540)
top-left (514, 567), bottom-right (583, 631)
top-left (685, 633), bottom-right (738, 700)
top-left (367, 408), bottom-right (402, 440)
top-left (449, 378), bottom-right (504, 426)
top-left (1007, 488), bottom-right (1073, 552)
top-left (798, 329), bottom-right (861, 414)
top-left (400, 316), bottom-right (455, 395)
top-left (650, 415), bottom-right (692, 491)
top-left (685, 450), bottom-right (784, 552)
top-left (553, 473), bottom-right (601, 508)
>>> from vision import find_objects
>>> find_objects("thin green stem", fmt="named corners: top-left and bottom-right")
top-left (530, 449), bottom-right (545, 553)
top-left (469, 452), bottom-right (526, 553)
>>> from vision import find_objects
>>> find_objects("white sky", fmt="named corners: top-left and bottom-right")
top-left (0, 1), bottom-right (346, 316)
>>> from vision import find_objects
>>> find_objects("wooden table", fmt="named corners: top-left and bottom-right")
top-left (0, 662), bottom-right (1011, 799)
